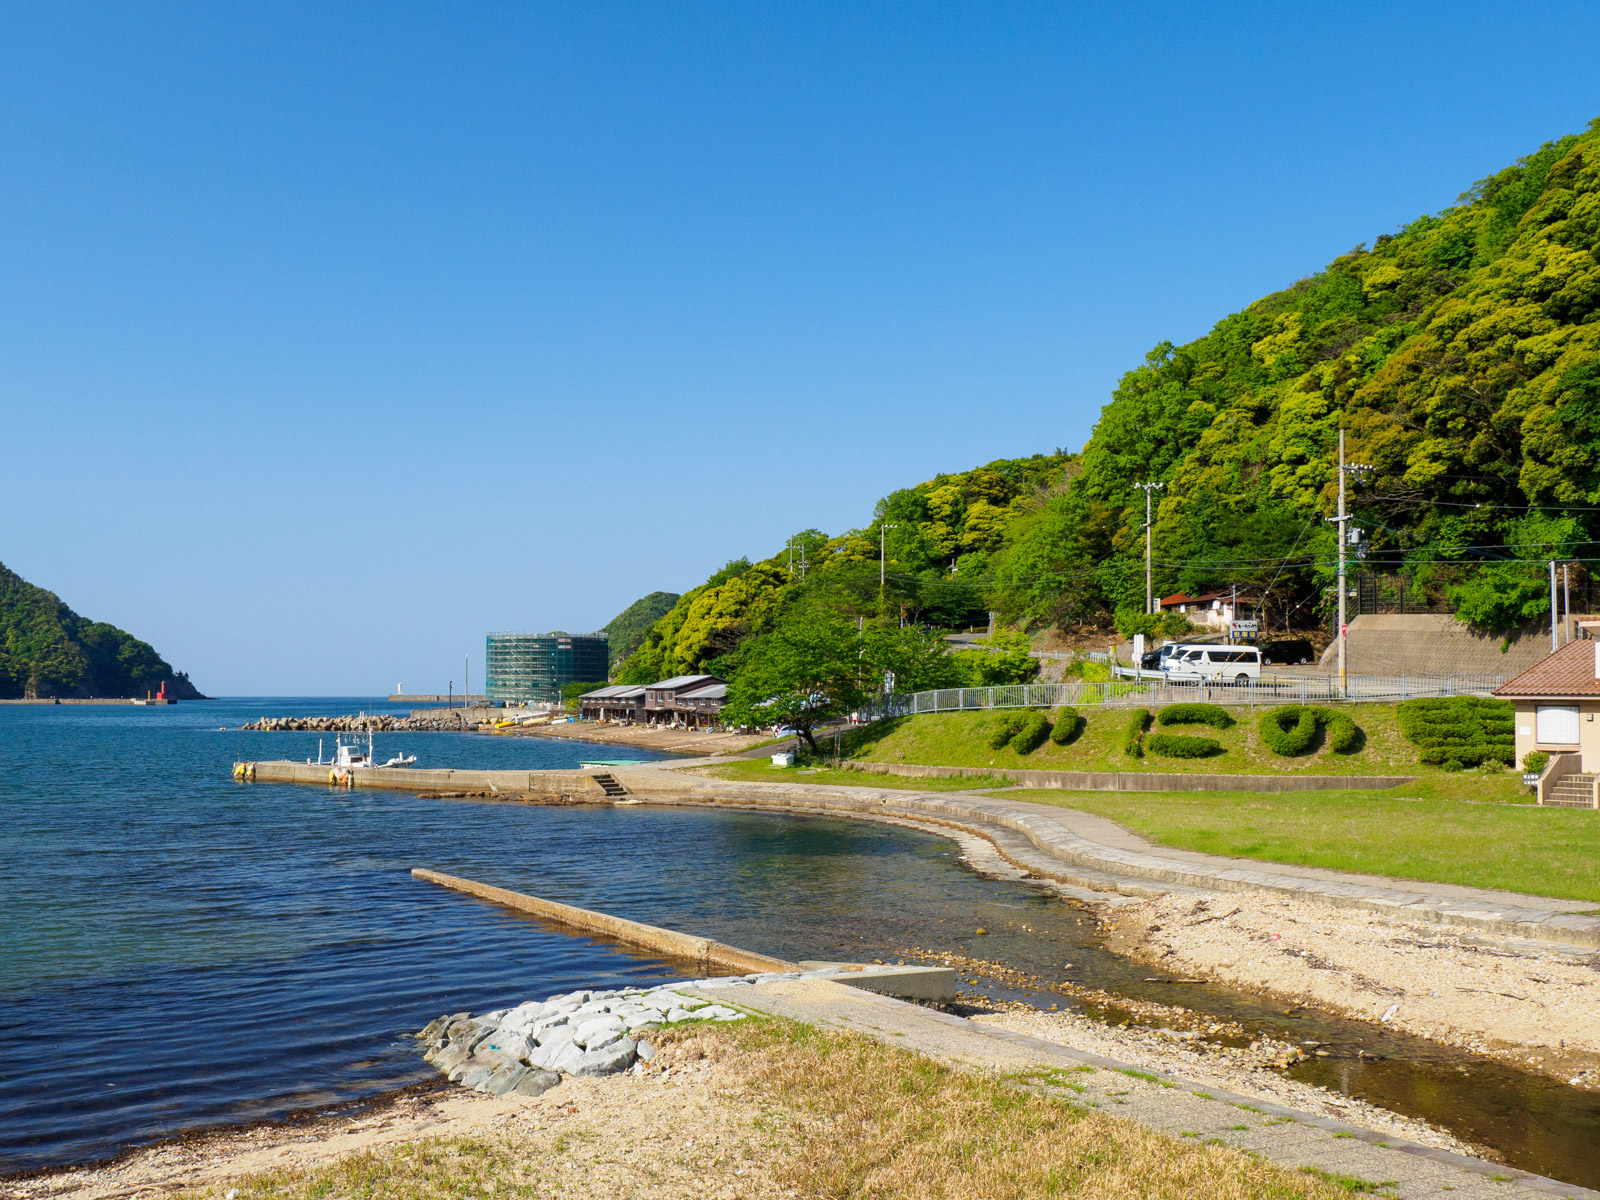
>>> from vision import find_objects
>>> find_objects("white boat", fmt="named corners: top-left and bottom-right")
top-left (313, 733), bottom-right (417, 770)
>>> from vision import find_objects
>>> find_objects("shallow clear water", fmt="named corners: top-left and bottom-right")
top-left (2, 700), bottom-right (1597, 1189)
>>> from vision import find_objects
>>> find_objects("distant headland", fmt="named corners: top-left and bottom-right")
top-left (0, 561), bottom-right (204, 700)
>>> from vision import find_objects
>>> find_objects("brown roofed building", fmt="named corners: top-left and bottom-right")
top-left (1493, 627), bottom-right (1600, 806)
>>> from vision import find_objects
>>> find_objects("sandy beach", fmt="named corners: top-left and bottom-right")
top-left (1103, 892), bottom-right (1600, 1089)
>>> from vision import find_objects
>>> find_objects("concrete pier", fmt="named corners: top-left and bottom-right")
top-left (236, 759), bottom-right (620, 800)
top-left (411, 868), bottom-right (797, 975)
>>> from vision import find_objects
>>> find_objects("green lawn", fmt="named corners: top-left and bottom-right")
top-left (843, 707), bottom-right (1528, 802)
top-left (991, 788), bottom-right (1600, 904)
top-left (698, 760), bottom-right (1015, 791)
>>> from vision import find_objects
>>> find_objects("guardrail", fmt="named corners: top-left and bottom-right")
top-left (863, 673), bottom-right (1507, 719)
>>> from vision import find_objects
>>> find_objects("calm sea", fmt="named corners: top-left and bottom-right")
top-left (0, 698), bottom-right (1082, 1173)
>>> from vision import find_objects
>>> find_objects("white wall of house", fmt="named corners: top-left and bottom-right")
top-left (1512, 699), bottom-right (1600, 772)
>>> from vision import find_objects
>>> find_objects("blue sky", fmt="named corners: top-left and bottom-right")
top-left (3, 2), bottom-right (1598, 695)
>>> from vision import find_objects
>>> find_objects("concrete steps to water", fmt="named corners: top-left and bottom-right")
top-left (591, 773), bottom-right (630, 798)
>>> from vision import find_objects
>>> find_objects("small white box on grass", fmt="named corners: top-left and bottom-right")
top-left (770, 752), bottom-right (795, 767)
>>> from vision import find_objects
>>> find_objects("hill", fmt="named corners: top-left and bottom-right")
top-left (992, 117), bottom-right (1600, 634)
top-left (616, 116), bottom-right (1600, 687)
top-left (603, 591), bottom-right (680, 670)
top-left (0, 563), bottom-right (204, 699)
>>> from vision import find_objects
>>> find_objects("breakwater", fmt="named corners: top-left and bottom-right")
top-left (240, 713), bottom-right (481, 732)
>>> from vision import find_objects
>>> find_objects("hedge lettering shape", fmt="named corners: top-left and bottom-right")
top-left (1050, 705), bottom-right (1083, 745)
top-left (1010, 711), bottom-right (1053, 755)
top-left (1145, 732), bottom-right (1223, 758)
top-left (1156, 703), bottom-right (1234, 729)
top-left (1395, 697), bottom-right (1515, 767)
top-left (1123, 708), bottom-right (1153, 758)
top-left (987, 711), bottom-right (1025, 750)
top-left (1258, 706), bottom-right (1362, 756)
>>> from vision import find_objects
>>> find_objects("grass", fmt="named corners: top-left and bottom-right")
top-left (990, 787), bottom-right (1600, 903)
top-left (698, 758), bottom-right (1015, 791)
top-left (191, 1020), bottom-right (1350, 1200)
top-left (842, 707), bottom-right (1527, 800)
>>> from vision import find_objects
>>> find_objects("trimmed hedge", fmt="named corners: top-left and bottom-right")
top-left (1145, 732), bottom-right (1223, 758)
top-left (1157, 702), bottom-right (1234, 729)
top-left (1260, 706), bottom-right (1318, 755)
top-left (1010, 712), bottom-right (1053, 755)
top-left (987, 711), bottom-right (1025, 749)
top-left (1049, 705), bottom-right (1083, 745)
top-left (1395, 697), bottom-right (1514, 769)
top-left (1258, 706), bottom-right (1363, 757)
top-left (1123, 708), bottom-right (1153, 758)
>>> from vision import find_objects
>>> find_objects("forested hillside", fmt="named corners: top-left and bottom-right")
top-left (602, 591), bottom-right (680, 669)
top-left (0, 563), bottom-right (203, 699)
top-left (616, 117), bottom-right (1600, 693)
top-left (994, 117), bottom-right (1600, 634)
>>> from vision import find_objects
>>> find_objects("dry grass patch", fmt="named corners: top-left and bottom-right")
top-left (729, 1018), bottom-right (1345, 1200)
top-left (181, 1020), bottom-right (1348, 1200)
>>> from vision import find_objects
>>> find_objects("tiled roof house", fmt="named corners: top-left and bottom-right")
top-left (1493, 628), bottom-right (1600, 806)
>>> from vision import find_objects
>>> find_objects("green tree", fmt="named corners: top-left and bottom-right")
top-left (720, 609), bottom-right (867, 750)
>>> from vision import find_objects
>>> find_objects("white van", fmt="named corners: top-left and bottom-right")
top-left (1164, 644), bottom-right (1262, 684)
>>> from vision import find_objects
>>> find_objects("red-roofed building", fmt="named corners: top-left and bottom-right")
top-left (1494, 624), bottom-right (1600, 805)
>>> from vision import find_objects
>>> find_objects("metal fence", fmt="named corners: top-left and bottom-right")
top-left (863, 673), bottom-right (1507, 720)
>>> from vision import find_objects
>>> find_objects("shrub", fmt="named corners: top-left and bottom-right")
top-left (987, 711), bottom-right (1025, 749)
top-left (1157, 703), bottom-right (1234, 729)
top-left (1050, 706), bottom-right (1083, 745)
top-left (1259, 706), bottom-right (1319, 755)
top-left (1256, 706), bottom-right (1364, 756)
top-left (1396, 697), bottom-right (1514, 767)
top-left (1419, 745), bottom-right (1515, 767)
top-left (1523, 750), bottom-right (1551, 775)
top-left (1317, 708), bottom-right (1362, 754)
top-left (1122, 708), bottom-right (1153, 758)
top-left (1010, 712), bottom-right (1053, 755)
top-left (1145, 732), bottom-right (1223, 758)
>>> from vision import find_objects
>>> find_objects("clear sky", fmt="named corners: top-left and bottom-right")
top-left (3, 2), bottom-right (1598, 696)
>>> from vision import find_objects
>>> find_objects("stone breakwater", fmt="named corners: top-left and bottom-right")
top-left (240, 714), bottom-right (470, 732)
top-left (416, 974), bottom-right (777, 1098)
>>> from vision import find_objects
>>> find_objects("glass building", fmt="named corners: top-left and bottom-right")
top-left (485, 632), bottom-right (609, 705)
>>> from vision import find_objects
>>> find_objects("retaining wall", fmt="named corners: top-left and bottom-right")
top-left (838, 760), bottom-right (1416, 792)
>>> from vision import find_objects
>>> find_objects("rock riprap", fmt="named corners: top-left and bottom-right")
top-left (416, 975), bottom-right (765, 1097)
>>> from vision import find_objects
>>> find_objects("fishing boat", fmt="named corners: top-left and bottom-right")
top-left (312, 733), bottom-right (417, 770)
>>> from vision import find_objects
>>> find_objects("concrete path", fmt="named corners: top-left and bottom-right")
top-left (611, 765), bottom-right (1600, 950)
top-left (703, 976), bottom-right (1594, 1200)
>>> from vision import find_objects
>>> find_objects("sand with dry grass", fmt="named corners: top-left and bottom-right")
top-left (9, 1022), bottom-right (1353, 1200)
top-left (1105, 891), bottom-right (1600, 1088)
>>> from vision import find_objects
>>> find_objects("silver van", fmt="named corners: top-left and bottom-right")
top-left (1164, 644), bottom-right (1262, 684)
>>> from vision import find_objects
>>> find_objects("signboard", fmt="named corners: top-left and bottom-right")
top-left (1132, 633), bottom-right (1145, 663)
top-left (1228, 620), bottom-right (1258, 642)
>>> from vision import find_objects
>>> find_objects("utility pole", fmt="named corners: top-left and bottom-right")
top-left (1134, 482), bottom-right (1164, 615)
top-left (879, 523), bottom-right (898, 597)
top-left (1563, 562), bottom-right (1570, 645)
top-left (1332, 430), bottom-right (1372, 699)
top-left (465, 654), bottom-right (470, 711)
top-left (1551, 560), bottom-right (1559, 652)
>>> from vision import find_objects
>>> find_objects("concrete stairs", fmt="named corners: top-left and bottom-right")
top-left (591, 773), bottom-right (630, 799)
top-left (1544, 773), bottom-right (1598, 809)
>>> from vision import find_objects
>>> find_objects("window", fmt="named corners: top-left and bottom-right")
top-left (1536, 704), bottom-right (1581, 745)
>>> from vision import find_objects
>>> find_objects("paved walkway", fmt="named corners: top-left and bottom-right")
top-left (611, 765), bottom-right (1600, 950)
top-left (700, 976), bottom-right (1596, 1200)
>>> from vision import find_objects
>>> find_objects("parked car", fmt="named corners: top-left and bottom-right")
top-left (1165, 645), bottom-right (1262, 683)
top-left (1140, 642), bottom-right (1194, 671)
top-left (1261, 638), bottom-right (1315, 666)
